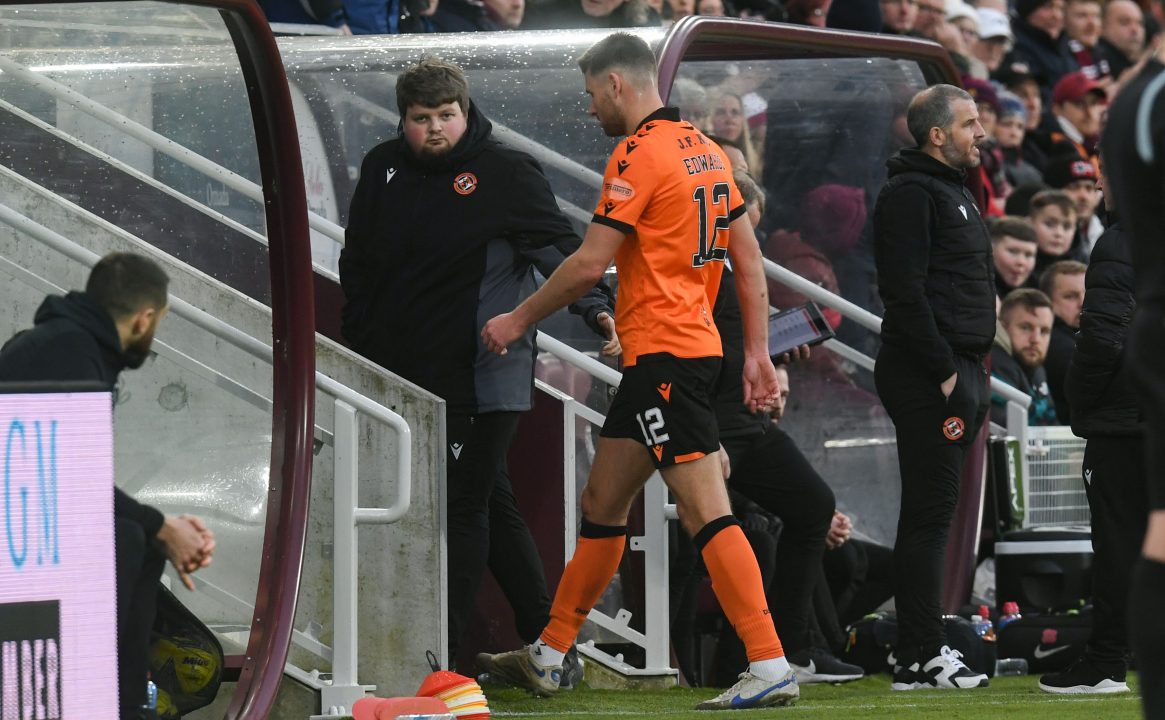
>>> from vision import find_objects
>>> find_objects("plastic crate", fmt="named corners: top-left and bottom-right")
top-left (1024, 426), bottom-right (1090, 528)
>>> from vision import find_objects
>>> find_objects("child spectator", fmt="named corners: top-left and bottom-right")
top-left (1029, 189), bottom-right (1084, 281)
top-left (996, 91), bottom-right (1045, 188)
top-left (991, 216), bottom-right (1040, 297)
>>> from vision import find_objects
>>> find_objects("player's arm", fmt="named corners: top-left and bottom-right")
top-left (482, 222), bottom-right (625, 355)
top-left (725, 214), bottom-right (781, 411)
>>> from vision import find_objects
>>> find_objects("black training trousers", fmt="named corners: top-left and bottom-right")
top-left (445, 411), bottom-right (551, 660)
top-left (116, 516), bottom-right (166, 720)
top-left (1080, 436), bottom-right (1148, 669)
top-left (875, 345), bottom-right (988, 656)
top-left (722, 424), bottom-right (836, 654)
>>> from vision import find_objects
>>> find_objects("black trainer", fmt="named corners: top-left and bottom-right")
top-left (1039, 656), bottom-right (1129, 694)
top-left (787, 647), bottom-right (864, 684)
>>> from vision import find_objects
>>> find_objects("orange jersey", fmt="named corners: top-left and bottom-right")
top-left (592, 108), bottom-right (746, 367)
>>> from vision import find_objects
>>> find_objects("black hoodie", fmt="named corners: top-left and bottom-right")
top-left (0, 292), bottom-right (165, 535)
top-left (340, 101), bottom-right (613, 414)
top-left (874, 149), bottom-right (996, 383)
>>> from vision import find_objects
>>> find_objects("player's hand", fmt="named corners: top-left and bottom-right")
top-left (742, 354), bottom-right (781, 413)
top-left (940, 371), bottom-right (958, 400)
top-left (597, 312), bottom-right (621, 358)
top-left (826, 511), bottom-right (852, 550)
top-left (775, 343), bottom-right (811, 365)
top-left (482, 312), bottom-right (526, 356)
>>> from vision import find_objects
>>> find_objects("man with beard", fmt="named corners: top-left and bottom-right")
top-left (339, 58), bottom-right (617, 671)
top-left (0, 252), bottom-right (216, 720)
top-left (476, 33), bottom-right (793, 710)
top-left (990, 288), bottom-right (1059, 426)
top-left (873, 84), bottom-right (994, 690)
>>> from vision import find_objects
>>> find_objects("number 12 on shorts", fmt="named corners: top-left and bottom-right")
top-left (636, 407), bottom-right (670, 446)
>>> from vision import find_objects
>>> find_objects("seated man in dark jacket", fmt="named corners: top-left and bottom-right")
top-left (991, 288), bottom-right (1059, 426)
top-left (1040, 167), bottom-right (1144, 695)
top-left (0, 253), bottom-right (216, 720)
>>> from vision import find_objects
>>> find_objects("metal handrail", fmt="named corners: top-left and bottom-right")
top-left (0, 200), bottom-right (412, 713)
top-left (0, 54), bottom-right (348, 248)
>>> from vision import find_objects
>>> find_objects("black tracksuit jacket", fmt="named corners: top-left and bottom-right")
top-left (874, 149), bottom-right (996, 383)
top-left (340, 102), bottom-right (612, 414)
top-left (1066, 220), bottom-right (1142, 438)
top-left (0, 292), bottom-right (165, 535)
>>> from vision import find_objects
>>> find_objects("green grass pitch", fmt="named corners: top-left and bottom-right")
top-left (484, 674), bottom-right (1143, 719)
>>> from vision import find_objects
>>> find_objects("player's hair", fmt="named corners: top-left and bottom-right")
top-left (1029, 189), bottom-right (1077, 219)
top-left (396, 57), bottom-right (471, 116)
top-left (577, 33), bottom-right (658, 84)
top-left (989, 216), bottom-right (1037, 245)
top-left (1000, 287), bottom-right (1053, 324)
top-left (734, 170), bottom-right (766, 217)
top-left (906, 84), bottom-right (975, 147)
top-left (1039, 259), bottom-right (1088, 296)
top-left (86, 252), bottom-right (169, 319)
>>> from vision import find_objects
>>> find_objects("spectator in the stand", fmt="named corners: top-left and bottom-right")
top-left (998, 64), bottom-right (1052, 172)
top-left (991, 288), bottom-right (1059, 426)
top-left (1039, 260), bottom-right (1086, 423)
top-left (483, 0), bottom-right (525, 26)
top-left (1043, 153), bottom-right (1103, 256)
top-left (1034, 71), bottom-right (1107, 162)
top-left (996, 92), bottom-right (1046, 188)
top-left (1051, 162), bottom-right (1143, 696)
top-left (712, 92), bottom-right (761, 178)
top-left (1064, 0), bottom-right (1114, 84)
top-left (1097, 0), bottom-right (1147, 80)
top-left (992, 216), bottom-right (1040, 297)
top-left (340, 59), bottom-right (617, 669)
top-left (735, 0), bottom-right (786, 21)
top-left (1008, 0), bottom-right (1078, 120)
top-left (521, 0), bottom-right (659, 28)
top-left (948, 1), bottom-right (987, 78)
top-left (963, 77), bottom-right (1011, 213)
top-left (974, 7), bottom-right (1014, 75)
top-left (742, 93), bottom-right (768, 180)
top-left (671, 78), bottom-right (710, 131)
top-left (911, 0), bottom-right (947, 38)
top-left (786, 0), bottom-right (831, 26)
top-left (664, 0), bottom-right (695, 21)
top-left (881, 0), bottom-right (917, 34)
top-left (697, 0), bottom-right (729, 16)
top-left (707, 134), bottom-right (750, 175)
top-left (0, 253), bottom-right (217, 720)
top-left (259, 0), bottom-right (438, 33)
top-left (1029, 189), bottom-right (1085, 279)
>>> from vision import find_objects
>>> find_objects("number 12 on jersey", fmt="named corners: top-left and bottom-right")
top-left (692, 181), bottom-right (730, 268)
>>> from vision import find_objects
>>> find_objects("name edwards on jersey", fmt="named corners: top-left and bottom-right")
top-left (677, 134), bottom-right (726, 176)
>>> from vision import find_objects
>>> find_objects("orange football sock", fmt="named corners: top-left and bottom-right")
top-left (540, 521), bottom-right (627, 653)
top-left (698, 517), bottom-right (784, 662)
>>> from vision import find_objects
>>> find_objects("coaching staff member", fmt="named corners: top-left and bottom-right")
top-left (339, 58), bottom-right (616, 665)
top-left (0, 253), bottom-right (215, 720)
top-left (873, 84), bottom-right (994, 691)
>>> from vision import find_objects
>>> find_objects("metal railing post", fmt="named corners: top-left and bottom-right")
top-left (323, 400), bottom-right (364, 712)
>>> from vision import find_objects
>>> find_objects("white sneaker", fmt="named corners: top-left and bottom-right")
top-left (922, 643), bottom-right (987, 685)
top-left (694, 669), bottom-right (799, 710)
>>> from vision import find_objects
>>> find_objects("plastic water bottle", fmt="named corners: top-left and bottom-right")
top-left (971, 613), bottom-right (996, 642)
top-left (995, 657), bottom-right (1029, 676)
top-left (997, 601), bottom-right (1023, 630)
top-left (145, 677), bottom-right (158, 711)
